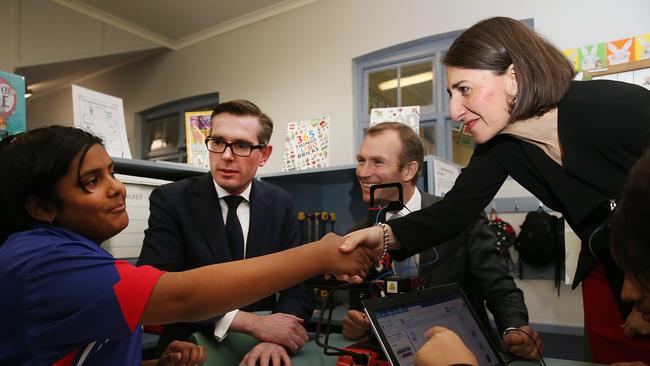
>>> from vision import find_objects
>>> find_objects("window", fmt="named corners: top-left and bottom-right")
top-left (137, 93), bottom-right (218, 162)
top-left (354, 20), bottom-right (532, 166)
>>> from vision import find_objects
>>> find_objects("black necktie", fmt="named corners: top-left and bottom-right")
top-left (224, 195), bottom-right (245, 260)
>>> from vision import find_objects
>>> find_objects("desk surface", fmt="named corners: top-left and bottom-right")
top-left (192, 332), bottom-right (601, 366)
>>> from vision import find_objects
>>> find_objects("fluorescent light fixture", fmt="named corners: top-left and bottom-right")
top-left (378, 71), bottom-right (433, 91)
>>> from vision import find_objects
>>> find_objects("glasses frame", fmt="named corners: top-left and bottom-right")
top-left (204, 137), bottom-right (267, 157)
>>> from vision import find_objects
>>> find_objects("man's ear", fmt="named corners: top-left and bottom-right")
top-left (25, 196), bottom-right (56, 223)
top-left (401, 161), bottom-right (419, 182)
top-left (258, 144), bottom-right (273, 167)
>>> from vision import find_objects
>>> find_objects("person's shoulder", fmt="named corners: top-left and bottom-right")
top-left (563, 80), bottom-right (649, 104)
top-left (154, 174), bottom-right (207, 195)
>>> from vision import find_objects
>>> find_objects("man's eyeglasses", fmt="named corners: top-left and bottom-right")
top-left (205, 138), bottom-right (266, 157)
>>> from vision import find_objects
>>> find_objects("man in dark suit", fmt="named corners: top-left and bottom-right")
top-left (343, 122), bottom-right (543, 359)
top-left (138, 100), bottom-right (312, 365)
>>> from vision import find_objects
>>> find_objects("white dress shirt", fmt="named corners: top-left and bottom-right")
top-left (212, 180), bottom-right (252, 341)
top-left (387, 189), bottom-right (422, 276)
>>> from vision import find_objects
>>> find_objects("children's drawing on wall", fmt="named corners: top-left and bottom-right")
top-left (607, 38), bottom-right (634, 66)
top-left (72, 85), bottom-right (131, 158)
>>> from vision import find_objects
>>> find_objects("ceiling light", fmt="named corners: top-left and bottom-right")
top-left (378, 71), bottom-right (433, 91)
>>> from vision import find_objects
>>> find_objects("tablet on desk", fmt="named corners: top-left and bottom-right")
top-left (363, 283), bottom-right (504, 366)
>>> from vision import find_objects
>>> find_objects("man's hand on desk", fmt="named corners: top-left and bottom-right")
top-left (622, 308), bottom-right (650, 338)
top-left (342, 310), bottom-right (370, 340)
top-left (503, 325), bottom-right (543, 360)
top-left (232, 311), bottom-right (309, 352)
top-left (240, 342), bottom-right (292, 366)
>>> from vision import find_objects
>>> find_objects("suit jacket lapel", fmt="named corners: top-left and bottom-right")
top-left (246, 180), bottom-right (271, 258)
top-left (192, 174), bottom-right (230, 260)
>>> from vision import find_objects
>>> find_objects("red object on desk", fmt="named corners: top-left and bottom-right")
top-left (336, 339), bottom-right (390, 366)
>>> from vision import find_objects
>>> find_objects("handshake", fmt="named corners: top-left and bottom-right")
top-left (318, 225), bottom-right (393, 283)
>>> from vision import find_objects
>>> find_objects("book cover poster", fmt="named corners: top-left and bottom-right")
top-left (635, 34), bottom-right (650, 61)
top-left (578, 43), bottom-right (606, 71)
top-left (606, 37), bottom-right (634, 65)
top-left (370, 106), bottom-right (420, 133)
top-left (72, 85), bottom-right (131, 158)
top-left (563, 48), bottom-right (580, 71)
top-left (184, 111), bottom-right (212, 169)
top-left (0, 70), bottom-right (26, 141)
top-left (282, 116), bottom-right (329, 172)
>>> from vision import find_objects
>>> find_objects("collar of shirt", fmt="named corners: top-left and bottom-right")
top-left (213, 180), bottom-right (252, 202)
top-left (385, 188), bottom-right (422, 220)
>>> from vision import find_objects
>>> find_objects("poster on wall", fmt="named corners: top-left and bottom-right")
top-left (282, 116), bottom-right (329, 172)
top-left (185, 111), bottom-right (211, 169)
top-left (370, 106), bottom-right (420, 133)
top-left (0, 70), bottom-right (26, 141)
top-left (72, 85), bottom-right (132, 158)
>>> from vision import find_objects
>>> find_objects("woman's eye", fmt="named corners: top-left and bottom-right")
top-left (459, 86), bottom-right (470, 95)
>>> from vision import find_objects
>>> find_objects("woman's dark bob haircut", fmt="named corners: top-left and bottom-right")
top-left (443, 17), bottom-right (576, 122)
top-left (610, 149), bottom-right (650, 293)
top-left (0, 126), bottom-right (102, 243)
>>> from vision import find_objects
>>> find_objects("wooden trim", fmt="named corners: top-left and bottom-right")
top-left (585, 59), bottom-right (650, 77)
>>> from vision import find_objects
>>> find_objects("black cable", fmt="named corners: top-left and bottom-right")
top-left (503, 328), bottom-right (547, 366)
top-left (314, 282), bottom-right (370, 365)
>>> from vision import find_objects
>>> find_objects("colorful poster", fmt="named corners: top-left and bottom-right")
top-left (635, 34), bottom-right (650, 61)
top-left (282, 116), bottom-right (329, 172)
top-left (606, 37), bottom-right (634, 65)
top-left (563, 48), bottom-right (580, 71)
top-left (72, 85), bottom-right (131, 158)
top-left (184, 111), bottom-right (211, 169)
top-left (0, 70), bottom-right (26, 141)
top-left (370, 106), bottom-right (420, 133)
top-left (578, 43), bottom-right (606, 71)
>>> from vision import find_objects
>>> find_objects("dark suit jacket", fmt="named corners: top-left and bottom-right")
top-left (137, 173), bottom-right (312, 346)
top-left (389, 80), bottom-right (650, 288)
top-left (357, 192), bottom-right (527, 336)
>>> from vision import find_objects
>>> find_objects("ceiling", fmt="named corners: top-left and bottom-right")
top-left (21, 0), bottom-right (315, 98)
top-left (51, 0), bottom-right (315, 49)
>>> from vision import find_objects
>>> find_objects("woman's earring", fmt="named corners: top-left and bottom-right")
top-left (48, 217), bottom-right (55, 225)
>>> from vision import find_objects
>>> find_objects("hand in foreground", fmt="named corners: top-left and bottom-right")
top-left (319, 233), bottom-right (373, 283)
top-left (156, 340), bottom-right (206, 366)
top-left (235, 312), bottom-right (308, 352)
top-left (622, 308), bottom-right (650, 338)
top-left (239, 342), bottom-right (291, 366)
top-left (414, 327), bottom-right (477, 366)
top-left (503, 325), bottom-right (543, 360)
top-left (342, 310), bottom-right (370, 340)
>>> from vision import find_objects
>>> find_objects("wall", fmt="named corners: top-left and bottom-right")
top-left (26, 0), bottom-right (650, 171)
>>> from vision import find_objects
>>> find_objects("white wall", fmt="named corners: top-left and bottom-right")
top-left (26, 0), bottom-right (650, 171)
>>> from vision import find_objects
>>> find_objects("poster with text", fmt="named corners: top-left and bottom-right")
top-left (370, 106), bottom-right (420, 133)
top-left (72, 85), bottom-right (131, 158)
top-left (282, 116), bottom-right (329, 172)
top-left (185, 111), bottom-right (212, 169)
top-left (0, 70), bottom-right (26, 141)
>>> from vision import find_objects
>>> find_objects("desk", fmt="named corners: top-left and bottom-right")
top-left (191, 332), bottom-right (601, 366)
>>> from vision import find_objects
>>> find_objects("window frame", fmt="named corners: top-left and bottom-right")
top-left (136, 92), bottom-right (219, 162)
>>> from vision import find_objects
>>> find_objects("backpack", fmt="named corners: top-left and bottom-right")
top-left (515, 208), bottom-right (565, 294)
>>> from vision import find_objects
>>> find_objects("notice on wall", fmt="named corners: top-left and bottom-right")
top-left (185, 111), bottom-right (211, 169)
top-left (72, 85), bottom-right (131, 158)
top-left (432, 157), bottom-right (460, 197)
top-left (0, 70), bottom-right (26, 141)
top-left (370, 106), bottom-right (420, 133)
top-left (282, 116), bottom-right (329, 172)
